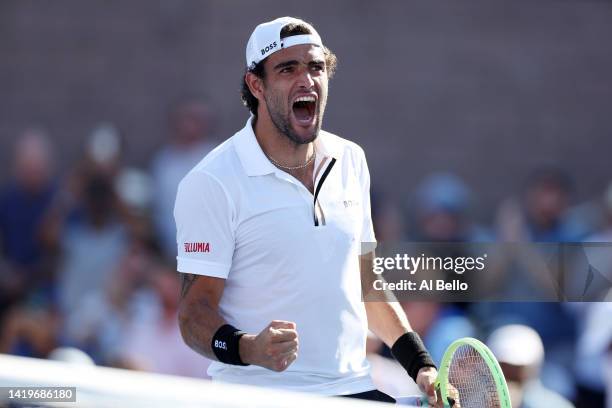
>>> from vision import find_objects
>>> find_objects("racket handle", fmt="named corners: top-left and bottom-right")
top-left (405, 395), bottom-right (446, 407)
top-left (416, 395), bottom-right (455, 407)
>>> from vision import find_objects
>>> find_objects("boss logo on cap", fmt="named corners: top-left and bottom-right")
top-left (260, 41), bottom-right (278, 55)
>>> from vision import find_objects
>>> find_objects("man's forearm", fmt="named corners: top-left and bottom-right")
top-left (360, 253), bottom-right (413, 345)
top-left (177, 273), bottom-right (277, 367)
top-left (365, 301), bottom-right (412, 347)
top-left (178, 274), bottom-right (226, 360)
top-left (360, 253), bottom-right (437, 391)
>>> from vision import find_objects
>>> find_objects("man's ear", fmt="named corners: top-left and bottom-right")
top-left (245, 72), bottom-right (265, 102)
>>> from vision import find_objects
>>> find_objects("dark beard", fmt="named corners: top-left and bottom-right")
top-left (265, 97), bottom-right (320, 146)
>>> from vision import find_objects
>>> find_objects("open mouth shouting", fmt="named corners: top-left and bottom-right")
top-left (291, 93), bottom-right (318, 129)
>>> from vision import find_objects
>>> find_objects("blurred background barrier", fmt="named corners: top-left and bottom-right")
top-left (0, 353), bottom-right (396, 408)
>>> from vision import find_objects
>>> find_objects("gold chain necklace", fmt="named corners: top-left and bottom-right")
top-left (265, 149), bottom-right (316, 170)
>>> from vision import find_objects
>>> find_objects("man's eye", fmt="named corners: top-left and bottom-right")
top-left (311, 65), bottom-right (324, 72)
top-left (280, 67), bottom-right (293, 73)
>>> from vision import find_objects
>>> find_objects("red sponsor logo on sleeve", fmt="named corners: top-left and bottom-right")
top-left (184, 242), bottom-right (211, 253)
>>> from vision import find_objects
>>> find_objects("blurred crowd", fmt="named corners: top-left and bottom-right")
top-left (369, 170), bottom-right (612, 407)
top-left (0, 98), bottom-right (214, 379)
top-left (1, 98), bottom-right (611, 407)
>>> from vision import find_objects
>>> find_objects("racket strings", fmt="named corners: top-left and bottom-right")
top-left (447, 344), bottom-right (501, 408)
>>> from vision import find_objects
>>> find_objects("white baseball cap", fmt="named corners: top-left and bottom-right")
top-left (487, 324), bottom-right (545, 367)
top-left (245, 17), bottom-right (323, 69)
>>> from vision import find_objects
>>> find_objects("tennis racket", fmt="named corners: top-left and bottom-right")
top-left (400, 337), bottom-right (511, 407)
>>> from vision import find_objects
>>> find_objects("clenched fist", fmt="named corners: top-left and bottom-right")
top-left (239, 320), bottom-right (299, 372)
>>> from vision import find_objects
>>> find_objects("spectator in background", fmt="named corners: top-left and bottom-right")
top-left (497, 168), bottom-right (586, 243)
top-left (85, 122), bottom-right (125, 178)
top-left (58, 172), bottom-right (128, 314)
top-left (115, 167), bottom-right (155, 250)
top-left (587, 182), bottom-right (612, 242)
top-left (410, 172), bottom-right (491, 243)
top-left (43, 123), bottom-right (129, 315)
top-left (64, 243), bottom-right (157, 365)
top-left (60, 155), bottom-right (163, 366)
top-left (493, 168), bottom-right (587, 301)
top-left (487, 324), bottom-right (574, 408)
top-left (0, 129), bottom-right (61, 360)
top-left (151, 98), bottom-right (215, 258)
top-left (524, 168), bottom-right (576, 241)
top-left (406, 173), bottom-right (492, 302)
top-left (117, 264), bottom-right (210, 378)
top-left (0, 129), bottom-right (57, 307)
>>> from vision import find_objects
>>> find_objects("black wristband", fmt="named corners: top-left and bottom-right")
top-left (391, 332), bottom-right (436, 382)
top-left (211, 324), bottom-right (249, 366)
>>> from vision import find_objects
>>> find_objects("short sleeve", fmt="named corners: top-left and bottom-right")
top-left (357, 148), bottom-right (377, 255)
top-left (174, 171), bottom-right (235, 278)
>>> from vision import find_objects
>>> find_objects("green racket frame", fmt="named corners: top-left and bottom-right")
top-left (420, 337), bottom-right (512, 408)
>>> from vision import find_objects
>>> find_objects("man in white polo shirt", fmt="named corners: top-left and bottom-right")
top-left (175, 16), bottom-right (439, 405)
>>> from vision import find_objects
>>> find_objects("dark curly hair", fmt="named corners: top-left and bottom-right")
top-left (240, 22), bottom-right (338, 116)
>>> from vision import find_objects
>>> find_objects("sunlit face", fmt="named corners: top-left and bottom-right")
top-left (260, 44), bottom-right (329, 145)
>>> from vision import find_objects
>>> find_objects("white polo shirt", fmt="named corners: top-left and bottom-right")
top-left (174, 117), bottom-right (377, 395)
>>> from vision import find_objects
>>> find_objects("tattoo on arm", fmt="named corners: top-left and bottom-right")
top-left (180, 273), bottom-right (199, 298)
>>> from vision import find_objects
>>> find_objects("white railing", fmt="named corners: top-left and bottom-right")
top-left (0, 354), bottom-right (412, 407)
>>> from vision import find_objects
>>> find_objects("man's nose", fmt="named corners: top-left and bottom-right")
top-left (297, 68), bottom-right (315, 88)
